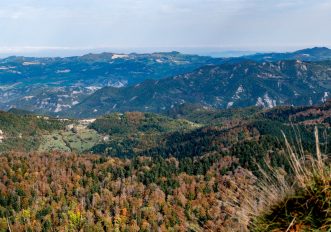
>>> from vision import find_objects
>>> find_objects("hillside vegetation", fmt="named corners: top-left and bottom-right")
top-left (0, 111), bottom-right (70, 152)
top-left (1, 102), bottom-right (331, 159)
top-left (0, 132), bottom-right (329, 231)
top-left (0, 151), bottom-right (253, 231)
top-left (0, 102), bottom-right (330, 231)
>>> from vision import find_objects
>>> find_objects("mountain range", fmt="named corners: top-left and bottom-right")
top-left (242, 47), bottom-right (331, 62)
top-left (0, 52), bottom-right (220, 113)
top-left (0, 47), bottom-right (331, 117)
top-left (67, 59), bottom-right (331, 117)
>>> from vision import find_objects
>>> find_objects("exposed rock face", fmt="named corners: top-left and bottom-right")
top-left (0, 130), bottom-right (4, 143)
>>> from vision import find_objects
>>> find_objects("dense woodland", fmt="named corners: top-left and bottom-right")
top-left (0, 152), bottom-right (257, 231)
top-left (0, 103), bottom-right (330, 231)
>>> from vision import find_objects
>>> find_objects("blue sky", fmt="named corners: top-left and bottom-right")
top-left (1, 0), bottom-right (331, 56)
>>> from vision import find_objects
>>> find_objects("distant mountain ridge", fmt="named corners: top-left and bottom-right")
top-left (0, 52), bottom-right (222, 113)
top-left (1, 47), bottom-right (331, 116)
top-left (66, 59), bottom-right (331, 118)
top-left (241, 47), bottom-right (331, 62)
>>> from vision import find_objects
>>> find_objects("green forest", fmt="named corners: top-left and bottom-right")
top-left (0, 102), bottom-right (330, 231)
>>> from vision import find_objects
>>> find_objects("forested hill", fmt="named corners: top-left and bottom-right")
top-left (0, 101), bottom-right (330, 231)
top-left (2, 101), bottom-right (330, 159)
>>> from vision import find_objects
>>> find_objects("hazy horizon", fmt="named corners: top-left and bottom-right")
top-left (1, 0), bottom-right (331, 58)
top-left (1, 45), bottom-right (331, 58)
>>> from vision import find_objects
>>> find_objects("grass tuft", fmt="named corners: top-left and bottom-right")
top-left (232, 127), bottom-right (330, 231)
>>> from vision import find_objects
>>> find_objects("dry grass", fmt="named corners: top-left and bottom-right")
top-left (225, 127), bottom-right (330, 231)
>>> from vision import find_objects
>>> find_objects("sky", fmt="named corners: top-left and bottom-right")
top-left (1, 0), bottom-right (331, 56)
